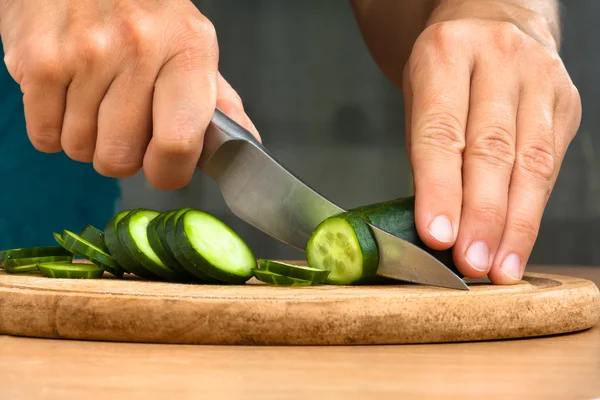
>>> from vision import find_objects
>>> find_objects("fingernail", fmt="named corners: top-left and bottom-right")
top-left (428, 215), bottom-right (453, 243)
top-left (465, 241), bottom-right (490, 272)
top-left (500, 253), bottom-right (522, 281)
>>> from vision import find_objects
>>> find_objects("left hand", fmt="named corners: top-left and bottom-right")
top-left (404, 1), bottom-right (582, 284)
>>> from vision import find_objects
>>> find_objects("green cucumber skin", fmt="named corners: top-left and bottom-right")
top-left (257, 259), bottom-right (330, 283)
top-left (3, 254), bottom-right (73, 269)
top-left (79, 225), bottom-right (109, 253)
top-left (348, 196), bottom-right (462, 278)
top-left (0, 246), bottom-right (71, 263)
top-left (174, 210), bottom-right (255, 284)
top-left (37, 262), bottom-right (104, 279)
top-left (104, 211), bottom-right (159, 280)
top-left (59, 230), bottom-right (124, 278)
top-left (252, 269), bottom-right (313, 286)
top-left (4, 264), bottom-right (41, 274)
top-left (165, 209), bottom-right (221, 284)
top-left (146, 213), bottom-right (197, 280)
top-left (117, 209), bottom-right (189, 282)
top-left (156, 210), bottom-right (177, 258)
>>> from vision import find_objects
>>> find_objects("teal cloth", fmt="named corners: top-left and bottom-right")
top-left (0, 46), bottom-right (120, 249)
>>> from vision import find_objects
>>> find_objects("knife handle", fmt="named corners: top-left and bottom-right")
top-left (198, 108), bottom-right (262, 169)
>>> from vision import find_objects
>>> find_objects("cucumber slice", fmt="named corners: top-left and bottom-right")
top-left (37, 262), bottom-right (104, 279)
top-left (175, 209), bottom-right (256, 284)
top-left (0, 246), bottom-right (71, 263)
top-left (146, 212), bottom-right (196, 280)
top-left (3, 255), bottom-right (73, 269)
top-left (252, 269), bottom-right (313, 286)
top-left (79, 224), bottom-right (108, 253)
top-left (57, 230), bottom-right (124, 278)
top-left (305, 214), bottom-right (378, 285)
top-left (117, 209), bottom-right (189, 282)
top-left (257, 259), bottom-right (330, 283)
top-left (4, 264), bottom-right (41, 274)
top-left (305, 196), bottom-right (463, 285)
top-left (165, 208), bottom-right (220, 283)
top-left (104, 211), bottom-right (158, 280)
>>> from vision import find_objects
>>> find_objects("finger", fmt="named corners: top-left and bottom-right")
top-left (488, 85), bottom-right (557, 284)
top-left (143, 21), bottom-right (219, 190)
top-left (216, 73), bottom-right (260, 141)
top-left (94, 63), bottom-right (158, 179)
top-left (451, 58), bottom-right (519, 278)
top-left (409, 25), bottom-right (473, 250)
top-left (61, 56), bottom-right (116, 163)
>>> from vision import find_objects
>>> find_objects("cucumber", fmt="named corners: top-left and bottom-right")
top-left (252, 269), bottom-right (313, 286)
top-left (56, 230), bottom-right (124, 278)
top-left (257, 259), bottom-right (330, 283)
top-left (4, 264), bottom-right (41, 274)
top-left (165, 208), bottom-right (221, 283)
top-left (175, 209), bottom-right (256, 284)
top-left (3, 255), bottom-right (73, 269)
top-left (0, 246), bottom-right (71, 263)
top-left (305, 196), bottom-right (461, 285)
top-left (37, 261), bottom-right (104, 279)
top-left (104, 211), bottom-right (158, 280)
top-left (79, 224), bottom-right (108, 253)
top-left (117, 209), bottom-right (189, 282)
top-left (146, 212), bottom-right (196, 280)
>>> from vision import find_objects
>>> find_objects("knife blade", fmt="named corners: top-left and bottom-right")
top-left (197, 109), bottom-right (469, 290)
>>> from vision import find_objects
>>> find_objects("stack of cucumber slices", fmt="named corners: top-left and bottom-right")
top-left (0, 207), bottom-right (332, 286)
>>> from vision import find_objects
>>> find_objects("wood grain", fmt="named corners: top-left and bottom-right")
top-left (0, 265), bottom-right (598, 345)
top-left (0, 265), bottom-right (599, 399)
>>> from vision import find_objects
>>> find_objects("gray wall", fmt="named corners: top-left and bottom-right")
top-left (119, 0), bottom-right (600, 265)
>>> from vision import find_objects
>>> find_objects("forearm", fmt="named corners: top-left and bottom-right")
top-left (350, 0), bottom-right (561, 91)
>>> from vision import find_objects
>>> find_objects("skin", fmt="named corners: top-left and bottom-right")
top-left (0, 0), bottom-right (581, 284)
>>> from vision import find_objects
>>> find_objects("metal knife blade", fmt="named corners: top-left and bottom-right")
top-left (198, 109), bottom-right (469, 290)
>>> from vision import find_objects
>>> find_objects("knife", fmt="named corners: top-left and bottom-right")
top-left (197, 108), bottom-right (469, 290)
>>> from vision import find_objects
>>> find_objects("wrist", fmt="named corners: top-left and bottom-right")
top-left (428, 0), bottom-right (560, 51)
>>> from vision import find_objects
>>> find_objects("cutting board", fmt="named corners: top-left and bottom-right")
top-left (0, 262), bottom-right (598, 345)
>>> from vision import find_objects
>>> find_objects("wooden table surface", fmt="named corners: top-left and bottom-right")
top-left (1, 265), bottom-right (599, 400)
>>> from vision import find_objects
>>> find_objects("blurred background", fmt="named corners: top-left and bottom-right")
top-left (0, 0), bottom-right (598, 265)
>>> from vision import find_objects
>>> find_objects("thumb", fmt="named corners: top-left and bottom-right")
top-left (216, 73), bottom-right (261, 142)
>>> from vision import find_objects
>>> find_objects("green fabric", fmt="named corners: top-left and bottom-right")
top-left (0, 46), bottom-right (120, 249)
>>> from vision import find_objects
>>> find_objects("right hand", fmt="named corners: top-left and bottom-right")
top-left (0, 0), bottom-right (259, 190)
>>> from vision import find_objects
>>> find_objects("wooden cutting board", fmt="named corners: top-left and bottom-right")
top-left (0, 262), bottom-right (598, 345)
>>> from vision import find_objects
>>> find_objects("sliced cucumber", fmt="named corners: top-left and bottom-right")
top-left (146, 212), bottom-right (196, 280)
top-left (175, 209), bottom-right (257, 284)
top-left (37, 261), bottom-right (104, 279)
top-left (0, 246), bottom-right (71, 263)
top-left (305, 196), bottom-right (462, 285)
top-left (306, 214), bottom-right (378, 285)
top-left (79, 224), bottom-right (108, 253)
top-left (57, 230), bottom-right (124, 278)
top-left (117, 209), bottom-right (189, 282)
top-left (4, 264), bottom-right (41, 274)
top-left (165, 208), bottom-right (220, 283)
top-left (104, 211), bottom-right (158, 280)
top-left (257, 259), bottom-right (330, 283)
top-left (252, 269), bottom-right (313, 286)
top-left (3, 255), bottom-right (73, 269)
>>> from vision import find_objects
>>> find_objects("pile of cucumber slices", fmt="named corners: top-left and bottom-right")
top-left (0, 208), bottom-right (331, 286)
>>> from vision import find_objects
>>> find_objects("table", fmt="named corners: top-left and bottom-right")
top-left (1, 265), bottom-right (599, 399)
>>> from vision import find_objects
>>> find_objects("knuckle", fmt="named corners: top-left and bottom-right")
top-left (181, 15), bottom-right (217, 44)
top-left (472, 202), bottom-right (505, 226)
top-left (95, 144), bottom-right (142, 177)
top-left (489, 22), bottom-right (523, 55)
top-left (28, 130), bottom-right (62, 153)
top-left (468, 125), bottom-right (515, 168)
top-left (421, 21), bottom-right (463, 56)
top-left (517, 140), bottom-right (556, 183)
top-left (118, 16), bottom-right (157, 59)
top-left (415, 111), bottom-right (465, 154)
top-left (75, 29), bottom-right (111, 66)
top-left (510, 216), bottom-right (539, 244)
top-left (23, 43), bottom-right (64, 82)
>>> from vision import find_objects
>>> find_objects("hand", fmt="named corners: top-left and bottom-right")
top-left (0, 0), bottom-right (259, 190)
top-left (403, 0), bottom-right (582, 284)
